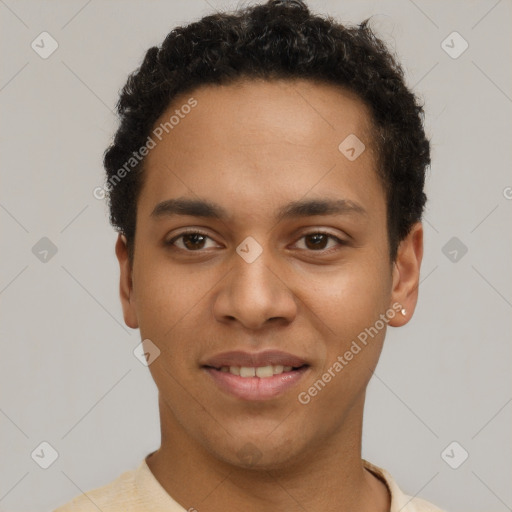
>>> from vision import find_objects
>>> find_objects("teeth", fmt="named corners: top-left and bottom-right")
top-left (256, 365), bottom-right (273, 378)
top-left (219, 364), bottom-right (296, 378)
top-left (240, 366), bottom-right (256, 377)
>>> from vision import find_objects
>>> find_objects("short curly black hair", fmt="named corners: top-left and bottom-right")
top-left (103, 0), bottom-right (430, 264)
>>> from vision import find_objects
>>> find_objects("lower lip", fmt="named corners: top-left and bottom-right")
top-left (203, 366), bottom-right (309, 401)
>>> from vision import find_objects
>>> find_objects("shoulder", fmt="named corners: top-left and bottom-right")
top-left (362, 459), bottom-right (448, 512)
top-left (52, 465), bottom-right (138, 512)
top-left (403, 494), bottom-right (447, 512)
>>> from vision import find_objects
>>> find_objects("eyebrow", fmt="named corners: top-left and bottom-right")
top-left (150, 197), bottom-right (367, 221)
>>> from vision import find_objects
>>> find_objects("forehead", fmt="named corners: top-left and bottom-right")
top-left (154, 78), bottom-right (375, 153)
top-left (138, 78), bottom-right (384, 222)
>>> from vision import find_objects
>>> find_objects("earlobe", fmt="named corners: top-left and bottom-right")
top-left (115, 233), bottom-right (139, 329)
top-left (388, 223), bottom-right (423, 327)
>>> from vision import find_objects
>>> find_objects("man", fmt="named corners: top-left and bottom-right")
top-left (55, 0), bottom-right (445, 510)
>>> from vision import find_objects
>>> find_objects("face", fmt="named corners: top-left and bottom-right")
top-left (116, 78), bottom-right (422, 470)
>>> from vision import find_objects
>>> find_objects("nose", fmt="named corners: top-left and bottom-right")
top-left (212, 246), bottom-right (298, 331)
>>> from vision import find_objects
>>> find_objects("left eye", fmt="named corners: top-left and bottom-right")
top-left (166, 231), bottom-right (344, 252)
top-left (294, 232), bottom-right (344, 251)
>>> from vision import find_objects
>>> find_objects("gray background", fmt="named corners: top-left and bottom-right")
top-left (1, 1), bottom-right (511, 511)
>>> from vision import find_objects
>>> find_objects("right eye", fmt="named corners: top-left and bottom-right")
top-left (165, 230), bottom-right (221, 251)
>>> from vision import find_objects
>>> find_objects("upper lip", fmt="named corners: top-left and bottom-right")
top-left (201, 350), bottom-right (309, 369)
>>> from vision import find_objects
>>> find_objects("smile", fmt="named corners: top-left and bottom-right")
top-left (203, 364), bottom-right (310, 401)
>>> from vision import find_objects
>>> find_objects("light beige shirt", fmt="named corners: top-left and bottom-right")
top-left (53, 457), bottom-right (446, 511)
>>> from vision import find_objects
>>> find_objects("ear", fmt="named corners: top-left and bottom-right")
top-left (115, 233), bottom-right (139, 329)
top-left (388, 222), bottom-right (423, 327)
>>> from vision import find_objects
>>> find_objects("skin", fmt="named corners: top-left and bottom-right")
top-left (115, 78), bottom-right (423, 512)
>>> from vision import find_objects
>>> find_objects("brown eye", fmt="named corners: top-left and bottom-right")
top-left (304, 233), bottom-right (329, 250)
top-left (166, 231), bottom-right (217, 251)
top-left (295, 232), bottom-right (346, 253)
top-left (181, 233), bottom-right (207, 250)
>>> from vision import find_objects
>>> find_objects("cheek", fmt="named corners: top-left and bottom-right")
top-left (132, 254), bottom-right (209, 336)
top-left (298, 254), bottom-right (392, 383)
top-left (306, 259), bottom-right (391, 329)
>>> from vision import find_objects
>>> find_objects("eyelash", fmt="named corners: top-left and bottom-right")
top-left (165, 229), bottom-right (347, 254)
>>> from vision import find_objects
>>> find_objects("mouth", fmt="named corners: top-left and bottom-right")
top-left (201, 350), bottom-right (311, 401)
top-left (202, 363), bottom-right (309, 378)
top-left (201, 349), bottom-right (309, 370)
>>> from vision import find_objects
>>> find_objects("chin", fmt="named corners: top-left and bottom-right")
top-left (206, 434), bottom-right (303, 471)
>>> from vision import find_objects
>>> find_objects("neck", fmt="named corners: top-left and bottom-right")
top-left (146, 393), bottom-right (390, 512)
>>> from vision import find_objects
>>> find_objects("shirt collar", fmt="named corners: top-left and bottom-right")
top-left (136, 452), bottom-right (434, 512)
